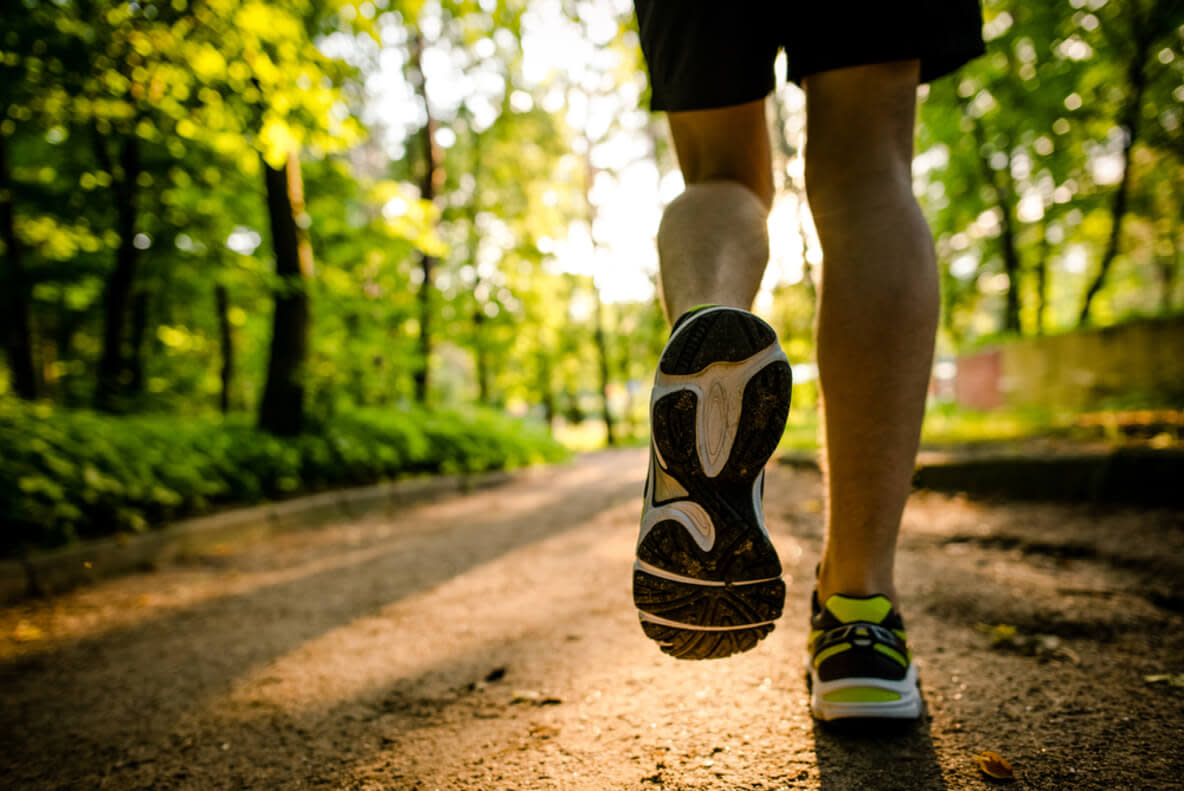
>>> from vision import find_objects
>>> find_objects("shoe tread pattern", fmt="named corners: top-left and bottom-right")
top-left (635, 309), bottom-right (791, 660)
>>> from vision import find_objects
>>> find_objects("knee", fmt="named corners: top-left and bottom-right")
top-left (804, 144), bottom-right (913, 228)
top-left (668, 102), bottom-right (774, 209)
top-left (802, 61), bottom-right (920, 226)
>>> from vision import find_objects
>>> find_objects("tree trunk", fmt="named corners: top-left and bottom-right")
top-left (0, 129), bottom-right (38, 399)
top-left (467, 126), bottom-right (488, 405)
top-left (414, 255), bottom-right (434, 403)
top-left (1155, 245), bottom-right (1178, 314)
top-left (215, 283), bottom-right (234, 414)
top-left (95, 134), bottom-right (140, 409)
top-left (998, 166), bottom-right (1023, 334)
top-left (1078, 7), bottom-right (1152, 325)
top-left (539, 351), bottom-right (555, 430)
top-left (594, 289), bottom-right (615, 447)
top-left (966, 112), bottom-right (1022, 334)
top-left (258, 152), bottom-right (313, 436)
top-left (473, 309), bottom-right (490, 404)
top-left (127, 289), bottom-right (149, 395)
top-left (578, 154), bottom-right (615, 444)
top-left (410, 32), bottom-right (441, 406)
top-left (1035, 217), bottom-right (1050, 335)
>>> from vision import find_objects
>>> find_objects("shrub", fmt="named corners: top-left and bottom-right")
top-left (0, 401), bottom-right (566, 556)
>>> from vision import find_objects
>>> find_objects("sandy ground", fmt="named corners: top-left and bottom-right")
top-left (2, 449), bottom-right (1182, 790)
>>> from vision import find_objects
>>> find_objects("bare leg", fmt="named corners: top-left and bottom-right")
top-left (657, 101), bottom-right (773, 322)
top-left (803, 61), bottom-right (938, 606)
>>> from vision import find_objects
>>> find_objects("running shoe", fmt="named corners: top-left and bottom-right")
top-left (633, 305), bottom-right (792, 660)
top-left (807, 590), bottom-right (922, 720)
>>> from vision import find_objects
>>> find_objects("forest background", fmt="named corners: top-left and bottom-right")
top-left (1, 0), bottom-right (1182, 553)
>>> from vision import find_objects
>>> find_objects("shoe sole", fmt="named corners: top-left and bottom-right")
top-left (806, 659), bottom-right (923, 721)
top-left (634, 307), bottom-right (791, 660)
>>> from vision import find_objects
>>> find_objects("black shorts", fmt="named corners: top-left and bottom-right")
top-left (635, 1), bottom-right (985, 112)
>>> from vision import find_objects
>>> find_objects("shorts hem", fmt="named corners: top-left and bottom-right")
top-left (650, 82), bottom-right (775, 113)
top-left (788, 42), bottom-right (986, 86)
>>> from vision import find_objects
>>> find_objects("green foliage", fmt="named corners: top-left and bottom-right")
top-left (0, 399), bottom-right (566, 556)
top-left (916, 0), bottom-right (1184, 348)
top-left (7, 0), bottom-right (1180, 560)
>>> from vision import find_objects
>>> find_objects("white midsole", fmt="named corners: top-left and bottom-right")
top-left (638, 611), bottom-right (776, 631)
top-left (633, 558), bottom-right (783, 587)
top-left (807, 657), bottom-right (922, 721)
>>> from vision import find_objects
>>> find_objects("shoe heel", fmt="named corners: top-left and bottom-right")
top-left (633, 569), bottom-right (785, 660)
top-left (637, 307), bottom-right (792, 660)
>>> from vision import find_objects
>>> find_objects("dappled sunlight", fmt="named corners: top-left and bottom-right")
top-left (213, 497), bottom-right (644, 715)
top-left (0, 540), bottom-right (406, 661)
top-left (0, 451), bottom-right (644, 661)
top-left (327, 510), bottom-right (819, 788)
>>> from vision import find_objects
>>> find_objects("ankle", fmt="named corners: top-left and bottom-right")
top-left (816, 559), bottom-right (898, 608)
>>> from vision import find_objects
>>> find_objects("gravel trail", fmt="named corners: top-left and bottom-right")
top-left (2, 449), bottom-right (1182, 790)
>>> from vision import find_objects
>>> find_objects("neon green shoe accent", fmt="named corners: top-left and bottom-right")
top-left (874, 643), bottom-right (909, 668)
top-left (824, 595), bottom-right (893, 624)
top-left (813, 642), bottom-right (851, 668)
top-left (822, 687), bottom-right (903, 703)
top-left (808, 629), bottom-right (824, 650)
top-left (890, 630), bottom-right (913, 659)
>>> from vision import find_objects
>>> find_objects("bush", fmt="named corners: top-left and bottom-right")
top-left (0, 401), bottom-right (567, 556)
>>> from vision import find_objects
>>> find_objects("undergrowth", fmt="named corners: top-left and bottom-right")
top-left (0, 401), bottom-right (566, 556)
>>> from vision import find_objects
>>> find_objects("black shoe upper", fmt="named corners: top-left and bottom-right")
top-left (810, 590), bottom-right (911, 683)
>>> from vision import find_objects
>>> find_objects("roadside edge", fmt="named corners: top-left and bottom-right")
top-left (0, 468), bottom-right (529, 605)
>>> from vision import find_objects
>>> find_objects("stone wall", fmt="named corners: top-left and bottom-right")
top-left (954, 316), bottom-right (1184, 410)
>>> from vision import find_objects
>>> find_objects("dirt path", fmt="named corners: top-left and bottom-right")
top-left (2, 449), bottom-right (1182, 790)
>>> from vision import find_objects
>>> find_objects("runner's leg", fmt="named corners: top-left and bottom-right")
top-left (803, 60), bottom-right (938, 606)
top-left (657, 100), bottom-right (773, 322)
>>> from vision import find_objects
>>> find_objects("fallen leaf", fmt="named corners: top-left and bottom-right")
top-left (990, 624), bottom-right (1018, 645)
top-left (511, 689), bottom-right (562, 706)
top-left (1144, 673), bottom-right (1184, 688)
top-left (12, 621), bottom-right (45, 642)
top-left (977, 624), bottom-right (1079, 663)
top-left (976, 750), bottom-right (1016, 780)
top-left (511, 689), bottom-right (541, 704)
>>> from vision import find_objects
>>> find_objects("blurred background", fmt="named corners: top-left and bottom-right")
top-left (1, 0), bottom-right (1183, 552)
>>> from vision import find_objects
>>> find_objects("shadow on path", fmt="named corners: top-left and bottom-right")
top-left (0, 452), bottom-right (643, 788)
top-left (813, 709), bottom-right (947, 791)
